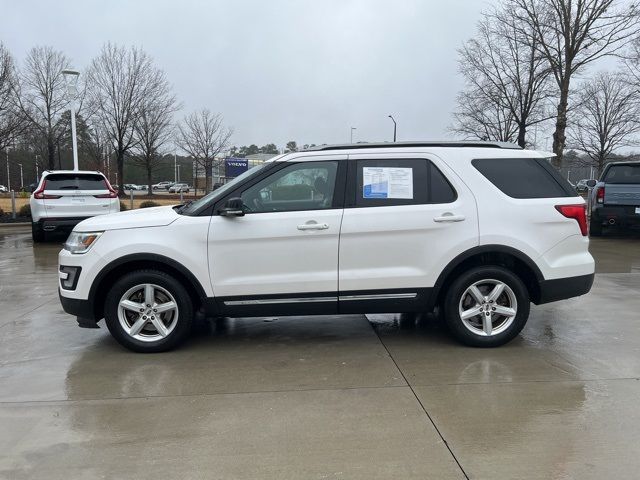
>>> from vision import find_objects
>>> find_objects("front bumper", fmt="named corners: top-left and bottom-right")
top-left (59, 289), bottom-right (100, 328)
top-left (536, 273), bottom-right (595, 304)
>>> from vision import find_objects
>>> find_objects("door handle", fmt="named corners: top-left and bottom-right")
top-left (433, 213), bottom-right (465, 223)
top-left (297, 223), bottom-right (329, 231)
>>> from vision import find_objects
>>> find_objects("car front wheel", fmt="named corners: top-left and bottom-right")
top-left (443, 266), bottom-right (530, 347)
top-left (104, 270), bottom-right (193, 352)
top-left (31, 222), bottom-right (44, 243)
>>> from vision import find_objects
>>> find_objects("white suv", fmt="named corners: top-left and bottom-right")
top-left (30, 170), bottom-right (119, 242)
top-left (58, 142), bottom-right (595, 352)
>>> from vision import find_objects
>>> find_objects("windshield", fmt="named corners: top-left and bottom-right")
top-left (178, 163), bottom-right (271, 215)
top-left (603, 165), bottom-right (640, 184)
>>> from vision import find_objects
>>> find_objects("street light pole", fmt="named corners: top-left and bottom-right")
top-left (388, 115), bottom-right (397, 142)
top-left (17, 163), bottom-right (23, 189)
top-left (5, 149), bottom-right (9, 190)
top-left (350, 127), bottom-right (356, 143)
top-left (174, 151), bottom-right (177, 183)
top-left (62, 69), bottom-right (80, 171)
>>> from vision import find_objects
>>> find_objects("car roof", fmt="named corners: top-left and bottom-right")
top-left (304, 140), bottom-right (522, 152)
top-left (42, 170), bottom-right (105, 176)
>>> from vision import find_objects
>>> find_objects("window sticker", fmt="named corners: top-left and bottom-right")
top-left (362, 167), bottom-right (413, 199)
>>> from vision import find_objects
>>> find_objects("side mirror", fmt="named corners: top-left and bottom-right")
top-left (586, 179), bottom-right (597, 188)
top-left (219, 197), bottom-right (245, 217)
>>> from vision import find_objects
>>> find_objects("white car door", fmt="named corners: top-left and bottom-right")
top-left (208, 156), bottom-right (347, 315)
top-left (338, 153), bottom-right (479, 313)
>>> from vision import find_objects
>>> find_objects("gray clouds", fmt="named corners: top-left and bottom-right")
top-left (2, 0), bottom-right (489, 148)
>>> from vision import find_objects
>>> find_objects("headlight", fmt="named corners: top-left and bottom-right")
top-left (64, 231), bottom-right (103, 254)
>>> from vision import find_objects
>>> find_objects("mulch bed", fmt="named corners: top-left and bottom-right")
top-left (0, 214), bottom-right (31, 223)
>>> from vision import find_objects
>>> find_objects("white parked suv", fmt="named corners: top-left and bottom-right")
top-left (58, 142), bottom-right (595, 352)
top-left (30, 170), bottom-right (119, 242)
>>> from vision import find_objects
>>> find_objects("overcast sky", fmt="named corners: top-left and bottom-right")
top-left (4, 0), bottom-right (521, 149)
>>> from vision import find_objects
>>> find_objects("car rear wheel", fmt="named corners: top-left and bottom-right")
top-left (31, 222), bottom-right (44, 243)
top-left (589, 219), bottom-right (603, 236)
top-left (443, 266), bottom-right (530, 347)
top-left (104, 270), bottom-right (193, 352)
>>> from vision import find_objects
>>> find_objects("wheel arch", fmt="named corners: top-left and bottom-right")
top-left (90, 253), bottom-right (208, 320)
top-left (428, 245), bottom-right (543, 310)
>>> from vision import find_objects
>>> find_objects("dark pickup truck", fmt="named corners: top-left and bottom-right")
top-left (589, 161), bottom-right (640, 235)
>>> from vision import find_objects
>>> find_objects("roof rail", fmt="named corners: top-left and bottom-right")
top-left (305, 141), bottom-right (522, 151)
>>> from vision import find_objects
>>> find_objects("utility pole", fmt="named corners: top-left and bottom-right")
top-left (62, 70), bottom-right (81, 171)
top-left (17, 163), bottom-right (23, 189)
top-left (5, 149), bottom-right (9, 190)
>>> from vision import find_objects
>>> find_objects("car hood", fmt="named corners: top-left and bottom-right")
top-left (75, 205), bottom-right (179, 232)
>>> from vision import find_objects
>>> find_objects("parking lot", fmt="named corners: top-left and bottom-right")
top-left (1, 227), bottom-right (639, 479)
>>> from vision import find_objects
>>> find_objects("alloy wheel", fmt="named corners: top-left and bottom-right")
top-left (458, 279), bottom-right (517, 336)
top-left (117, 283), bottom-right (179, 342)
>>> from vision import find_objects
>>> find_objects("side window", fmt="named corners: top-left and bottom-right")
top-left (473, 158), bottom-right (572, 199)
top-left (355, 159), bottom-right (456, 207)
top-left (240, 161), bottom-right (338, 213)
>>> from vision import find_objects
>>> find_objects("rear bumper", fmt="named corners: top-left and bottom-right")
top-left (592, 206), bottom-right (640, 227)
top-left (535, 273), bottom-right (595, 305)
top-left (38, 217), bottom-right (91, 232)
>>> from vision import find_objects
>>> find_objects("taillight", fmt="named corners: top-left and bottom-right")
top-left (33, 181), bottom-right (61, 199)
top-left (596, 186), bottom-right (605, 204)
top-left (94, 179), bottom-right (118, 199)
top-left (555, 204), bottom-right (588, 236)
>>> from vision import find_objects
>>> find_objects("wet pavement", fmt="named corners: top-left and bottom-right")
top-left (1, 227), bottom-right (639, 479)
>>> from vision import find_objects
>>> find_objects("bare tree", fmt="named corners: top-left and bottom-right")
top-left (0, 43), bottom-right (25, 153)
top-left (176, 109), bottom-right (232, 192)
top-left (132, 74), bottom-right (179, 195)
top-left (87, 43), bottom-right (165, 195)
top-left (454, 8), bottom-right (555, 147)
top-left (14, 46), bottom-right (70, 169)
top-left (509, 0), bottom-right (640, 166)
top-left (451, 89), bottom-right (519, 142)
top-left (569, 72), bottom-right (640, 175)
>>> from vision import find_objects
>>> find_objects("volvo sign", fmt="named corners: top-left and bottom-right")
top-left (224, 158), bottom-right (249, 178)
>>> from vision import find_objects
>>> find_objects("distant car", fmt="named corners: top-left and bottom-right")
top-left (29, 170), bottom-right (119, 242)
top-left (588, 162), bottom-right (640, 235)
top-left (153, 181), bottom-right (174, 190)
top-left (0, 185), bottom-right (7, 193)
top-left (168, 183), bottom-right (190, 193)
top-left (134, 184), bottom-right (147, 191)
top-left (124, 184), bottom-right (137, 191)
top-left (576, 179), bottom-right (594, 193)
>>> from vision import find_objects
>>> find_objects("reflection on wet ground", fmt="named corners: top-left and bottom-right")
top-left (1, 227), bottom-right (640, 479)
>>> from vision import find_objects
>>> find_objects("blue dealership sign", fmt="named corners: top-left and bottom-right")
top-left (224, 158), bottom-right (249, 178)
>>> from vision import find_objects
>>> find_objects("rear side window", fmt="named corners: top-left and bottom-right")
top-left (44, 174), bottom-right (107, 190)
top-left (603, 164), bottom-right (640, 184)
top-left (354, 159), bottom-right (457, 207)
top-left (472, 158), bottom-right (573, 199)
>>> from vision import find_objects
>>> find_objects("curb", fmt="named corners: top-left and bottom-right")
top-left (0, 222), bottom-right (31, 229)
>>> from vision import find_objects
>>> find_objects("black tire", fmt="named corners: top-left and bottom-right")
top-left (589, 219), bottom-right (603, 236)
top-left (31, 222), bottom-right (45, 243)
top-left (443, 266), bottom-right (530, 348)
top-left (104, 269), bottom-right (193, 353)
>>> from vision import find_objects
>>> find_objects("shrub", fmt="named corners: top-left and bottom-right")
top-left (19, 190), bottom-right (29, 199)
top-left (139, 200), bottom-right (160, 209)
top-left (0, 206), bottom-right (4, 216)
top-left (19, 203), bottom-right (31, 217)
top-left (119, 201), bottom-right (128, 211)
